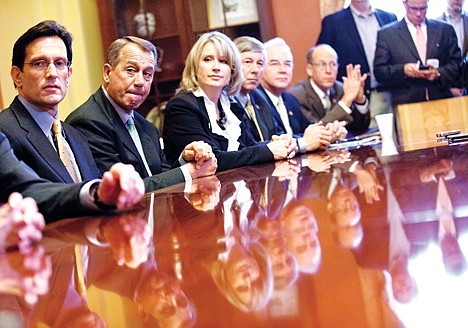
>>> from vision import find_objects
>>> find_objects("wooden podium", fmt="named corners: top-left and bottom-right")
top-left (396, 96), bottom-right (468, 151)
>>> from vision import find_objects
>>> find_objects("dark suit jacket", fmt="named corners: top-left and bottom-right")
top-left (0, 97), bottom-right (101, 184)
top-left (288, 79), bottom-right (370, 136)
top-left (163, 90), bottom-right (274, 172)
top-left (66, 88), bottom-right (184, 192)
top-left (374, 19), bottom-right (462, 106)
top-left (256, 85), bottom-right (311, 135)
top-left (0, 132), bottom-right (93, 222)
top-left (317, 7), bottom-right (397, 95)
top-left (234, 91), bottom-right (278, 142)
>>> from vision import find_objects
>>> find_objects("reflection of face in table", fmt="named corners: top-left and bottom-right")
top-left (281, 200), bottom-right (321, 274)
top-left (135, 269), bottom-right (195, 328)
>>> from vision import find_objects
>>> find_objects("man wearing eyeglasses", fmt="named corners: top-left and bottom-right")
top-left (317, 0), bottom-right (397, 128)
top-left (374, 0), bottom-right (462, 107)
top-left (289, 44), bottom-right (371, 137)
top-left (0, 21), bottom-right (145, 223)
top-left (0, 20), bottom-right (102, 185)
top-left (256, 37), bottom-right (343, 152)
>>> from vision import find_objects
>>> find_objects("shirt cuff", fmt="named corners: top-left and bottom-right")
top-left (79, 179), bottom-right (102, 210)
top-left (297, 137), bottom-right (307, 153)
top-left (180, 165), bottom-right (192, 183)
top-left (348, 160), bottom-right (360, 173)
top-left (353, 99), bottom-right (369, 114)
top-left (338, 100), bottom-right (353, 115)
top-left (178, 154), bottom-right (187, 166)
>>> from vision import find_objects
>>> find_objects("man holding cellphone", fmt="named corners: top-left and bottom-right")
top-left (374, 0), bottom-right (461, 107)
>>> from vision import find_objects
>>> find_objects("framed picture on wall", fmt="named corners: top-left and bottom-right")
top-left (208, 0), bottom-right (259, 29)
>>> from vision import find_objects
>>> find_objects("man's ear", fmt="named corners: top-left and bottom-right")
top-left (10, 66), bottom-right (22, 89)
top-left (103, 64), bottom-right (112, 83)
top-left (306, 63), bottom-right (314, 78)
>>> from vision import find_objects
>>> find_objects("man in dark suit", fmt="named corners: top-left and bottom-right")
top-left (257, 37), bottom-right (338, 153)
top-left (374, 0), bottom-right (462, 107)
top-left (232, 36), bottom-right (278, 142)
top-left (0, 20), bottom-right (101, 184)
top-left (289, 44), bottom-right (371, 136)
top-left (316, 0), bottom-right (397, 127)
top-left (67, 36), bottom-right (217, 192)
top-left (437, 0), bottom-right (468, 96)
top-left (0, 132), bottom-right (144, 223)
top-left (0, 21), bottom-right (144, 223)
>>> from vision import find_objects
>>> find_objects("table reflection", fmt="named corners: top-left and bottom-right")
top-left (1, 141), bottom-right (468, 327)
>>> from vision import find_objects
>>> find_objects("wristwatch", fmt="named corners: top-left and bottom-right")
top-left (90, 182), bottom-right (116, 210)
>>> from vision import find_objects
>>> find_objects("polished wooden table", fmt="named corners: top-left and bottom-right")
top-left (2, 131), bottom-right (468, 327)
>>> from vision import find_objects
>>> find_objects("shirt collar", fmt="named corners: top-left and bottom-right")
top-left (193, 87), bottom-right (231, 106)
top-left (349, 4), bottom-right (375, 17)
top-left (309, 79), bottom-right (328, 99)
top-left (405, 16), bottom-right (426, 29)
top-left (102, 86), bottom-right (133, 124)
top-left (263, 87), bottom-right (281, 106)
top-left (18, 95), bottom-right (57, 136)
top-left (445, 10), bottom-right (465, 21)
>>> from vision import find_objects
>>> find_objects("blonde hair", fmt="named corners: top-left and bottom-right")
top-left (179, 31), bottom-right (242, 96)
top-left (210, 240), bottom-right (273, 312)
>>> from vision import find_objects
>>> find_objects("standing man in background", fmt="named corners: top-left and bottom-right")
top-left (437, 0), bottom-right (468, 96)
top-left (374, 0), bottom-right (461, 107)
top-left (317, 0), bottom-right (397, 127)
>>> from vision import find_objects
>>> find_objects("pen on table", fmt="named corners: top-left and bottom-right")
top-left (435, 129), bottom-right (461, 138)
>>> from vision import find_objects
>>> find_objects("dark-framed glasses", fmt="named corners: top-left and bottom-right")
top-left (24, 59), bottom-right (71, 71)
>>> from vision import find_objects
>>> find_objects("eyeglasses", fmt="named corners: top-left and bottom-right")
top-left (405, 3), bottom-right (428, 13)
top-left (24, 59), bottom-right (71, 71)
top-left (310, 62), bottom-right (339, 71)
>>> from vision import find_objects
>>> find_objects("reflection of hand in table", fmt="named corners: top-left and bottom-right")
top-left (188, 175), bottom-right (221, 211)
top-left (306, 153), bottom-right (334, 173)
top-left (272, 159), bottom-right (300, 180)
top-left (354, 165), bottom-right (383, 204)
top-left (0, 192), bottom-right (44, 253)
top-left (419, 159), bottom-right (453, 183)
top-left (98, 215), bottom-right (151, 268)
top-left (0, 245), bottom-right (51, 304)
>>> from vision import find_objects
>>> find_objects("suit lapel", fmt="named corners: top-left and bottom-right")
top-left (11, 99), bottom-right (75, 183)
top-left (134, 115), bottom-right (162, 174)
top-left (396, 19), bottom-right (421, 61)
top-left (426, 20), bottom-right (440, 61)
top-left (343, 8), bottom-right (367, 59)
top-left (63, 124), bottom-right (92, 180)
top-left (463, 16), bottom-right (468, 55)
top-left (304, 80), bottom-right (326, 118)
top-left (258, 86), bottom-right (286, 134)
top-left (95, 89), bottom-right (144, 169)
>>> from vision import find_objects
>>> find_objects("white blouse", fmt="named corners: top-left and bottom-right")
top-left (193, 88), bottom-right (241, 151)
